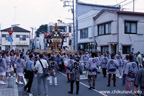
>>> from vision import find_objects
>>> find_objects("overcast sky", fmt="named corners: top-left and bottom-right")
top-left (0, 0), bottom-right (143, 31)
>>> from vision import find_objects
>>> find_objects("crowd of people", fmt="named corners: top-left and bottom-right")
top-left (0, 49), bottom-right (144, 96)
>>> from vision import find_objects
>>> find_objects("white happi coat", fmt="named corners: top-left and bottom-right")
top-left (101, 56), bottom-right (108, 68)
top-left (86, 58), bottom-right (99, 75)
top-left (107, 59), bottom-right (119, 74)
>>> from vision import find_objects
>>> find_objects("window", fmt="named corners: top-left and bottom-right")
top-left (101, 46), bottom-right (108, 54)
top-left (58, 26), bottom-right (67, 32)
top-left (80, 28), bottom-right (88, 39)
top-left (2, 34), bottom-right (6, 37)
top-left (122, 46), bottom-right (131, 54)
top-left (16, 35), bottom-right (20, 38)
top-left (69, 27), bottom-right (71, 33)
top-left (6, 34), bottom-right (9, 40)
top-left (125, 21), bottom-right (137, 34)
top-left (98, 22), bottom-right (111, 35)
top-left (50, 26), bottom-right (53, 32)
top-left (20, 35), bottom-right (26, 40)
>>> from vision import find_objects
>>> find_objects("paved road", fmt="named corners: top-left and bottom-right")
top-left (19, 71), bottom-right (136, 96)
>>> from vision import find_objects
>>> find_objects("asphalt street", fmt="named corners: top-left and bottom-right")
top-left (18, 71), bottom-right (136, 96)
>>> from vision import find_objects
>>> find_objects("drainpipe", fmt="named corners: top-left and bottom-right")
top-left (117, 13), bottom-right (119, 53)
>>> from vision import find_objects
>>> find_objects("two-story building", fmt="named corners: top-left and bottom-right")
top-left (77, 2), bottom-right (120, 51)
top-left (93, 9), bottom-right (144, 56)
top-left (1, 26), bottom-right (30, 51)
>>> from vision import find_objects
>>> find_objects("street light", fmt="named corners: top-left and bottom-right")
top-left (10, 24), bottom-right (20, 50)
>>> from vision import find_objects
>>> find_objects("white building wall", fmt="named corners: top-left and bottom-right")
top-left (1, 32), bottom-right (30, 51)
top-left (94, 12), bottom-right (118, 53)
top-left (78, 10), bottom-right (100, 44)
top-left (118, 14), bottom-right (144, 55)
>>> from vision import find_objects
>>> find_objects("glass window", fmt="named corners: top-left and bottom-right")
top-left (50, 26), bottom-right (53, 32)
top-left (122, 46), bottom-right (131, 54)
top-left (20, 35), bottom-right (26, 41)
top-left (131, 23), bottom-right (137, 33)
top-left (125, 21), bottom-right (137, 34)
top-left (69, 27), bottom-right (71, 33)
top-left (58, 26), bottom-right (67, 32)
top-left (6, 34), bottom-right (9, 40)
top-left (98, 22), bottom-right (111, 35)
top-left (80, 28), bottom-right (88, 39)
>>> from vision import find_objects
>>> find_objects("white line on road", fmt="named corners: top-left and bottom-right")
top-left (22, 75), bottom-right (33, 96)
top-left (58, 72), bottom-right (108, 96)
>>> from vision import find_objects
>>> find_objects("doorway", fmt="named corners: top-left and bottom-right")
top-left (111, 44), bottom-right (117, 54)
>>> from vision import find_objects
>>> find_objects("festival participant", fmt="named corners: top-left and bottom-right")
top-left (15, 54), bottom-right (26, 84)
top-left (66, 55), bottom-right (74, 83)
top-left (101, 54), bottom-right (108, 77)
top-left (5, 52), bottom-right (14, 77)
top-left (0, 53), bottom-right (7, 84)
top-left (115, 52), bottom-right (122, 59)
top-left (86, 53), bottom-right (98, 89)
top-left (107, 54), bottom-right (119, 87)
top-left (116, 55), bottom-right (123, 78)
top-left (68, 57), bottom-right (83, 94)
top-left (106, 52), bottom-right (111, 59)
top-left (10, 51), bottom-right (16, 76)
top-left (35, 54), bottom-right (48, 96)
top-left (122, 55), bottom-right (129, 86)
top-left (134, 61), bottom-right (144, 96)
top-left (24, 52), bottom-right (29, 63)
top-left (56, 54), bottom-right (63, 71)
top-left (125, 55), bottom-right (138, 93)
top-left (137, 51), bottom-right (143, 70)
top-left (95, 53), bottom-right (101, 74)
top-left (80, 52), bottom-right (89, 70)
top-left (24, 54), bottom-right (35, 93)
top-left (49, 57), bottom-right (59, 85)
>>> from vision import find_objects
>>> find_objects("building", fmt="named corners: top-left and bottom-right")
top-left (47, 22), bottom-right (73, 50)
top-left (1, 26), bottom-right (30, 51)
top-left (76, 1), bottom-right (120, 51)
top-left (93, 9), bottom-right (144, 56)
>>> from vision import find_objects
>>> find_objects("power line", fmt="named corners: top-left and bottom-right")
top-left (122, 0), bottom-right (137, 6)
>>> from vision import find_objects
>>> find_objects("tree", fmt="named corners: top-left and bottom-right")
top-left (35, 24), bottom-right (47, 37)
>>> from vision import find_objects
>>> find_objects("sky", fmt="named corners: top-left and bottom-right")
top-left (0, 0), bottom-right (144, 32)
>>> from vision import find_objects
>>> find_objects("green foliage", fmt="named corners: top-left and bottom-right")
top-left (35, 24), bottom-right (47, 37)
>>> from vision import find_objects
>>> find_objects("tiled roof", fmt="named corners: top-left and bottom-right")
top-left (1, 26), bottom-right (30, 32)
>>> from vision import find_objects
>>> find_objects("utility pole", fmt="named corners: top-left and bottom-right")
top-left (60, 0), bottom-right (75, 50)
top-left (133, 0), bottom-right (135, 12)
top-left (30, 27), bottom-right (35, 49)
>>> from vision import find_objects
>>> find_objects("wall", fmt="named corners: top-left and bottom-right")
top-left (118, 14), bottom-right (144, 55)
top-left (1, 32), bottom-right (30, 50)
top-left (94, 11), bottom-right (118, 53)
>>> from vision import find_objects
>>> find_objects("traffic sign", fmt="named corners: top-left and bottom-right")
top-left (8, 30), bottom-right (13, 36)
top-left (8, 36), bottom-right (13, 42)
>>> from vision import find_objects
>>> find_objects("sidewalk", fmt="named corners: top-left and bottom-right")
top-left (0, 78), bottom-right (19, 96)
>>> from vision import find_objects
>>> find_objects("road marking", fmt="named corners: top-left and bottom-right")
top-left (22, 75), bottom-right (33, 96)
top-left (58, 72), bottom-right (108, 96)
